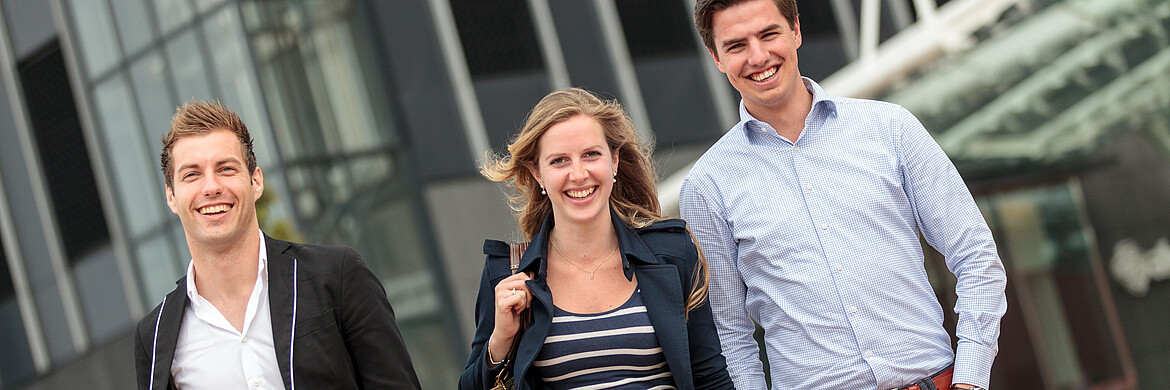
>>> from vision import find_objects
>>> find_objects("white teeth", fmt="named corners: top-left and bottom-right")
top-left (566, 187), bottom-right (596, 199)
top-left (199, 204), bottom-right (231, 214)
top-left (750, 66), bottom-right (777, 82)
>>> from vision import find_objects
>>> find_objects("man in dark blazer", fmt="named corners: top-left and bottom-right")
top-left (133, 101), bottom-right (420, 389)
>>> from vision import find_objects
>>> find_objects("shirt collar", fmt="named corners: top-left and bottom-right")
top-left (185, 229), bottom-right (269, 303)
top-left (737, 76), bottom-right (839, 135)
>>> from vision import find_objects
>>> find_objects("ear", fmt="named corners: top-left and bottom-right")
top-left (526, 162), bottom-right (543, 189)
top-left (792, 18), bottom-right (802, 49)
top-left (252, 167), bottom-right (264, 201)
top-left (165, 185), bottom-right (178, 215)
top-left (708, 48), bottom-right (726, 73)
top-left (611, 148), bottom-right (620, 172)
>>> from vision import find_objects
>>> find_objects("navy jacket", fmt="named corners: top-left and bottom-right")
top-left (133, 235), bottom-right (421, 390)
top-left (459, 210), bottom-right (734, 389)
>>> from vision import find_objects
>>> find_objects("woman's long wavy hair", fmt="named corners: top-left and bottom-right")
top-left (481, 88), bottom-right (710, 316)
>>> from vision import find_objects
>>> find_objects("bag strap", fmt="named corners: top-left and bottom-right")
top-left (509, 242), bottom-right (528, 275)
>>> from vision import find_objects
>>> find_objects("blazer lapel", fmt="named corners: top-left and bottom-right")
top-left (612, 212), bottom-right (695, 389)
top-left (265, 236), bottom-right (296, 390)
top-left (152, 280), bottom-right (188, 390)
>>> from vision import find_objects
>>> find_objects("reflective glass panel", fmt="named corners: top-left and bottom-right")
top-left (130, 53), bottom-right (177, 141)
top-left (68, 0), bottom-right (121, 77)
top-left (165, 29), bottom-right (214, 103)
top-left (94, 74), bottom-right (164, 236)
top-left (153, 0), bottom-right (194, 34)
top-left (109, 0), bottom-right (156, 55)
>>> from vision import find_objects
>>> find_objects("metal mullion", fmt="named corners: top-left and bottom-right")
top-left (527, 0), bottom-right (571, 89)
top-left (682, 0), bottom-right (737, 129)
top-left (235, 0), bottom-right (309, 233)
top-left (3, 0), bottom-right (90, 359)
top-left (0, 5), bottom-right (51, 371)
top-left (427, 0), bottom-right (490, 163)
top-left (49, 0), bottom-right (146, 326)
top-left (593, 0), bottom-right (652, 142)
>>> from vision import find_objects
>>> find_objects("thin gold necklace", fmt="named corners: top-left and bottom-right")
top-left (550, 240), bottom-right (618, 280)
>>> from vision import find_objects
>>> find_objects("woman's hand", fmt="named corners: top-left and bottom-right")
top-left (487, 272), bottom-right (533, 363)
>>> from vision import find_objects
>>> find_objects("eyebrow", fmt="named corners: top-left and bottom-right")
top-left (177, 157), bottom-right (243, 172)
top-left (720, 23), bottom-right (783, 50)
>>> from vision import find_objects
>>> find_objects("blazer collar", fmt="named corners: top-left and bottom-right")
top-left (519, 208), bottom-right (663, 281)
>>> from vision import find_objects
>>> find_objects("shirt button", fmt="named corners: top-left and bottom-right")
top-left (835, 264), bottom-right (843, 271)
top-left (850, 306), bottom-right (858, 313)
top-left (241, 337), bottom-right (248, 343)
top-left (820, 223), bottom-right (828, 230)
top-left (864, 350), bottom-right (874, 357)
top-left (793, 145), bottom-right (800, 152)
top-left (251, 378), bottom-right (261, 387)
top-left (805, 184), bottom-right (812, 191)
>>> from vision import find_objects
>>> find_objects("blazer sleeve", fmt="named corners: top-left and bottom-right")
top-left (338, 248), bottom-right (423, 389)
top-left (459, 243), bottom-right (509, 390)
top-left (134, 322), bottom-right (150, 390)
top-left (679, 231), bottom-right (736, 390)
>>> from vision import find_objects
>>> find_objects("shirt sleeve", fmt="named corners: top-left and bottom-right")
top-left (896, 107), bottom-right (1008, 388)
top-left (680, 175), bottom-right (768, 389)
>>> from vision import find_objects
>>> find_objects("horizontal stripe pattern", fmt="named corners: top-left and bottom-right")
top-left (534, 290), bottom-right (675, 389)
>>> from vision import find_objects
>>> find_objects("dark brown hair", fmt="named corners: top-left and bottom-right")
top-left (160, 100), bottom-right (255, 189)
top-left (694, 0), bottom-right (799, 55)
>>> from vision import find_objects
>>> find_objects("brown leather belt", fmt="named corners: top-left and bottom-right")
top-left (894, 366), bottom-right (953, 390)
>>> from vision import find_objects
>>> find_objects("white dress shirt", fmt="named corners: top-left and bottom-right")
top-left (171, 235), bottom-right (284, 389)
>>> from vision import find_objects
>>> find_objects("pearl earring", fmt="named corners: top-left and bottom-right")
top-left (540, 185), bottom-right (546, 195)
top-left (612, 171), bottom-right (617, 183)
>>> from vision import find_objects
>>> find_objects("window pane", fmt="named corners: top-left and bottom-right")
top-left (109, 0), bottom-right (156, 55)
top-left (95, 74), bottom-right (165, 236)
top-left (165, 29), bottom-right (214, 103)
top-left (153, 0), bottom-right (193, 34)
top-left (202, 5), bottom-right (278, 167)
top-left (130, 53), bottom-right (177, 142)
top-left (68, 0), bottom-right (121, 77)
top-left (135, 234), bottom-right (178, 304)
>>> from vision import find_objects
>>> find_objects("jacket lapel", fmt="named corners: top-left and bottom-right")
top-left (613, 211), bottom-right (694, 389)
top-left (152, 279), bottom-right (188, 390)
top-left (265, 236), bottom-right (296, 390)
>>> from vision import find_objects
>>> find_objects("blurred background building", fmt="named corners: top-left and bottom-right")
top-left (0, 0), bottom-right (1166, 388)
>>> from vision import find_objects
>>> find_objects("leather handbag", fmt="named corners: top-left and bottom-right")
top-left (491, 242), bottom-right (530, 390)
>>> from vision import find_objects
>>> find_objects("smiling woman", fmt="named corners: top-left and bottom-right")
top-left (459, 88), bottom-right (734, 390)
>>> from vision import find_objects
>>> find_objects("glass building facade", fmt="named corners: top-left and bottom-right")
top-left (0, 0), bottom-right (1167, 388)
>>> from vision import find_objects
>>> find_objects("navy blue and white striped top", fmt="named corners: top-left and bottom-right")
top-left (533, 289), bottom-right (675, 389)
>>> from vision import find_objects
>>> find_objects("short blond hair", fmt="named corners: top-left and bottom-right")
top-left (160, 100), bottom-right (255, 189)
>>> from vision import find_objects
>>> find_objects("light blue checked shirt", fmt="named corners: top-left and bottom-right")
top-left (680, 78), bottom-right (1006, 390)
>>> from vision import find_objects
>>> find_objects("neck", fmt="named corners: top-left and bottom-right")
top-left (550, 207), bottom-right (619, 264)
top-left (747, 80), bottom-right (814, 142)
top-left (189, 230), bottom-right (262, 300)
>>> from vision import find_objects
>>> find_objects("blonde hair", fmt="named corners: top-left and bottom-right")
top-left (481, 88), bottom-right (709, 316)
top-left (160, 100), bottom-right (254, 189)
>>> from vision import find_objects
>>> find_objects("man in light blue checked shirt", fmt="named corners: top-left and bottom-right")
top-left (681, 1), bottom-right (1007, 389)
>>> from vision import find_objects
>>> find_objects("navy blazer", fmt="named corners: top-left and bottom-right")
top-left (133, 235), bottom-right (421, 390)
top-left (459, 210), bottom-right (734, 389)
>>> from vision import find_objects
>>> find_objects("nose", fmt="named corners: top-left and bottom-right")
top-left (568, 161), bottom-right (588, 183)
top-left (747, 41), bottom-right (768, 66)
top-left (201, 172), bottom-right (223, 196)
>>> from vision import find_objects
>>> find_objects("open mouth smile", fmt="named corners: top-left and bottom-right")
top-left (566, 186), bottom-right (597, 199)
top-left (198, 204), bottom-right (232, 215)
top-left (748, 66), bottom-right (778, 82)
